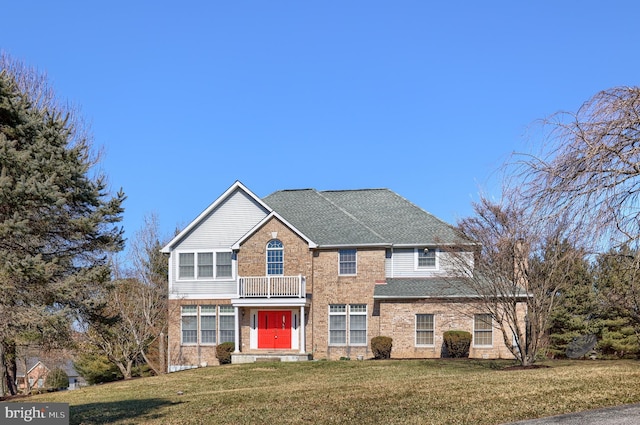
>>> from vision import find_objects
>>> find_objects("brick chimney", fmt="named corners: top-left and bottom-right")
top-left (514, 238), bottom-right (529, 290)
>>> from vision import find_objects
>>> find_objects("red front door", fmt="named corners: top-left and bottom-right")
top-left (258, 311), bottom-right (292, 349)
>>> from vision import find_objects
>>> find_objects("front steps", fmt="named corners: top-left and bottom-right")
top-left (231, 352), bottom-right (312, 364)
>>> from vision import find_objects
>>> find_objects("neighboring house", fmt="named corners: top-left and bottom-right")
top-left (162, 181), bottom-right (527, 370)
top-left (16, 358), bottom-right (86, 391)
top-left (16, 360), bottom-right (48, 392)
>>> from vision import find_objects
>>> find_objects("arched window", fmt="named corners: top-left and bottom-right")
top-left (266, 239), bottom-right (284, 275)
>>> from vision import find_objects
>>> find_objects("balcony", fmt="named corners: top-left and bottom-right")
top-left (238, 275), bottom-right (306, 298)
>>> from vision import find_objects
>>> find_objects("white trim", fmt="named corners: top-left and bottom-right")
top-left (234, 306), bottom-right (240, 353)
top-left (299, 306), bottom-right (306, 354)
top-left (266, 239), bottom-right (284, 276)
top-left (414, 247), bottom-right (439, 271)
top-left (180, 305), bottom-right (198, 345)
top-left (415, 313), bottom-right (435, 347)
top-left (175, 249), bottom-right (235, 281)
top-left (348, 304), bottom-right (368, 346)
top-left (328, 304), bottom-right (368, 346)
top-left (248, 308), bottom-right (299, 350)
top-left (338, 249), bottom-right (357, 276)
top-left (231, 298), bottom-right (309, 307)
top-left (199, 305), bottom-right (217, 345)
top-left (167, 252), bottom-right (174, 295)
top-left (232, 210), bottom-right (318, 250)
top-left (473, 314), bottom-right (494, 347)
top-left (328, 304), bottom-right (347, 346)
top-left (180, 305), bottom-right (239, 347)
top-left (162, 181), bottom-right (272, 253)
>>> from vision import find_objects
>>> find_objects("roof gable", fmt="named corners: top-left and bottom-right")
top-left (232, 211), bottom-right (318, 250)
top-left (161, 181), bottom-right (271, 253)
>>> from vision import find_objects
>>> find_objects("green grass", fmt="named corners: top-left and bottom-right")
top-left (10, 359), bottom-right (640, 425)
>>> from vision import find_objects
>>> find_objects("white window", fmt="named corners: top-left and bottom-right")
top-left (219, 305), bottom-right (235, 344)
top-left (216, 252), bottom-right (233, 278)
top-left (181, 305), bottom-right (236, 346)
top-left (339, 249), bottom-right (357, 275)
top-left (329, 304), bottom-right (346, 344)
top-left (416, 248), bottom-right (438, 269)
top-left (349, 304), bottom-right (367, 344)
top-left (474, 314), bottom-right (493, 346)
top-left (198, 253), bottom-right (214, 278)
top-left (416, 314), bottom-right (435, 346)
top-left (179, 253), bottom-right (195, 279)
top-left (181, 305), bottom-right (198, 344)
top-left (177, 251), bottom-right (234, 280)
top-left (200, 305), bottom-right (216, 344)
top-left (329, 304), bottom-right (367, 346)
top-left (267, 240), bottom-right (284, 275)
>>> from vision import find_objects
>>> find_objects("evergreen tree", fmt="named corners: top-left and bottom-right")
top-left (73, 350), bottom-right (123, 385)
top-left (545, 247), bottom-right (599, 358)
top-left (593, 245), bottom-right (640, 358)
top-left (45, 367), bottom-right (69, 390)
top-left (0, 60), bottom-right (125, 395)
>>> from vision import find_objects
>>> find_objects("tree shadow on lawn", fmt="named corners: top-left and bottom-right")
top-left (71, 398), bottom-right (183, 425)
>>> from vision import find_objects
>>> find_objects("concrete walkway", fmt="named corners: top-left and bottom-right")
top-left (502, 403), bottom-right (640, 425)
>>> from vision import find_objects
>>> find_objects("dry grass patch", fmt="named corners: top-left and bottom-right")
top-left (15, 359), bottom-right (640, 425)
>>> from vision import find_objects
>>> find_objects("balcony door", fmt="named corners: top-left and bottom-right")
top-left (258, 310), bottom-right (291, 349)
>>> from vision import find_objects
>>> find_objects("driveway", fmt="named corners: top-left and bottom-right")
top-left (502, 403), bottom-right (640, 425)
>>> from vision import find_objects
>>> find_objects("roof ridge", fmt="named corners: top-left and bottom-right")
top-left (319, 188), bottom-right (388, 193)
top-left (314, 190), bottom-right (387, 242)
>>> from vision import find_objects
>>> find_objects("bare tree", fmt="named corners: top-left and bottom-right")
top-left (515, 86), bottom-right (640, 332)
top-left (454, 192), bottom-right (587, 366)
top-left (517, 86), bottom-right (640, 249)
top-left (127, 213), bottom-right (169, 374)
top-left (86, 278), bottom-right (156, 379)
top-left (85, 214), bottom-right (169, 378)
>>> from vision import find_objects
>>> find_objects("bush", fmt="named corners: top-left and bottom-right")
top-left (45, 368), bottom-right (69, 390)
top-left (216, 342), bottom-right (235, 365)
top-left (74, 353), bottom-right (123, 385)
top-left (371, 336), bottom-right (393, 359)
top-left (443, 330), bottom-right (472, 358)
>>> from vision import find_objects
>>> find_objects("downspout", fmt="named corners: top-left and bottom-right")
top-left (311, 248), bottom-right (316, 357)
top-left (165, 251), bottom-right (172, 373)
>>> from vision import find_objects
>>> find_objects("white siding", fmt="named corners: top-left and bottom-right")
top-left (175, 188), bottom-right (268, 250)
top-left (170, 280), bottom-right (237, 299)
top-left (385, 248), bottom-right (474, 278)
top-left (168, 188), bottom-right (269, 299)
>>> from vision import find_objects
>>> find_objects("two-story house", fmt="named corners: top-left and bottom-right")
top-left (162, 181), bottom-right (526, 370)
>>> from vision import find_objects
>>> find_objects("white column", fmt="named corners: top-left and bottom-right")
top-left (234, 306), bottom-right (240, 353)
top-left (300, 306), bottom-right (306, 354)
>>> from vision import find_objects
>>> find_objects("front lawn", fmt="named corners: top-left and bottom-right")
top-left (11, 359), bottom-right (640, 425)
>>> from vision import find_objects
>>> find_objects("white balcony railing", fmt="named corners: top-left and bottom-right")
top-left (238, 275), bottom-right (306, 298)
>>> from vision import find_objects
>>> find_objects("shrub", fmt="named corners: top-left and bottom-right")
top-left (443, 330), bottom-right (472, 358)
top-left (74, 353), bottom-right (123, 384)
top-left (216, 342), bottom-right (235, 365)
top-left (45, 368), bottom-right (69, 390)
top-left (371, 336), bottom-right (393, 359)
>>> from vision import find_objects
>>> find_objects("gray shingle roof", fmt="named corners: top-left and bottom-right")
top-left (16, 358), bottom-right (80, 378)
top-left (374, 278), bottom-right (480, 298)
top-left (263, 188), bottom-right (471, 247)
top-left (374, 277), bottom-right (530, 299)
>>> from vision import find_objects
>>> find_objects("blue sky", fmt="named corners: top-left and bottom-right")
top-left (2, 1), bottom-right (639, 250)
